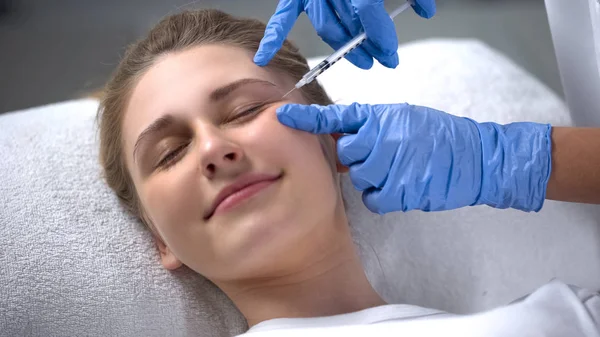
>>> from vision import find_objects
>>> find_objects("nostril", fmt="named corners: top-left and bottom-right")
top-left (224, 152), bottom-right (236, 161)
top-left (206, 163), bottom-right (216, 173)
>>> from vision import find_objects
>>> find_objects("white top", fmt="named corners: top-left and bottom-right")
top-left (239, 280), bottom-right (600, 337)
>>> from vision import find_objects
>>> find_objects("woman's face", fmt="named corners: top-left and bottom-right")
top-left (122, 44), bottom-right (343, 282)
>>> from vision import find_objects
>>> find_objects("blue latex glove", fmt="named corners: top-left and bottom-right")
top-left (277, 103), bottom-right (552, 214)
top-left (254, 0), bottom-right (436, 69)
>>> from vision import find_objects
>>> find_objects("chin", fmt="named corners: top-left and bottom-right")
top-left (211, 177), bottom-right (337, 279)
top-left (216, 201), bottom-right (309, 275)
top-left (236, 200), bottom-right (300, 245)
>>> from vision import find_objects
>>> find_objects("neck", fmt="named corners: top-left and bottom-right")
top-left (217, 212), bottom-right (386, 327)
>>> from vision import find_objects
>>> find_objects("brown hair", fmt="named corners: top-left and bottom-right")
top-left (98, 9), bottom-right (333, 224)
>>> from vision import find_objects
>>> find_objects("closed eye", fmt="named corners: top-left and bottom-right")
top-left (155, 143), bottom-right (188, 170)
top-left (225, 102), bottom-right (270, 124)
top-left (153, 102), bottom-right (272, 170)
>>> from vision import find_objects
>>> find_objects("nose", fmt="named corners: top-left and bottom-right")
top-left (197, 128), bottom-right (245, 179)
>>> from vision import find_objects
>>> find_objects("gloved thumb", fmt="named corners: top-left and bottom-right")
top-left (276, 103), bottom-right (370, 134)
top-left (412, 0), bottom-right (436, 19)
top-left (254, 0), bottom-right (304, 66)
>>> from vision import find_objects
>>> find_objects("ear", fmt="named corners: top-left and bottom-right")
top-left (140, 209), bottom-right (183, 270)
top-left (331, 133), bottom-right (349, 173)
top-left (154, 234), bottom-right (183, 270)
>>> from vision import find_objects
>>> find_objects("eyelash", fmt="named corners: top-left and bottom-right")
top-left (225, 103), bottom-right (268, 124)
top-left (156, 143), bottom-right (188, 170)
top-left (154, 103), bottom-right (269, 171)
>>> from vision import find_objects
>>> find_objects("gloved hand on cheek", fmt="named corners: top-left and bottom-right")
top-left (276, 102), bottom-right (552, 214)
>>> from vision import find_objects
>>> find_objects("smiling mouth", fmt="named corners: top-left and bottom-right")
top-left (205, 173), bottom-right (282, 220)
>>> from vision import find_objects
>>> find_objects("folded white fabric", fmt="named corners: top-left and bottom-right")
top-left (1, 39), bottom-right (598, 337)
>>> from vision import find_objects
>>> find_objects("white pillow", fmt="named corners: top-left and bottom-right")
top-left (1, 39), bottom-right (597, 337)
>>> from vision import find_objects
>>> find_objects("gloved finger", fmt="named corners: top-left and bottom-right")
top-left (335, 114), bottom-right (378, 166)
top-left (353, 0), bottom-right (399, 67)
top-left (329, 0), bottom-right (361, 36)
top-left (412, 0), bottom-right (436, 19)
top-left (362, 188), bottom-right (396, 214)
top-left (254, 0), bottom-right (303, 66)
top-left (304, 0), bottom-right (374, 69)
top-left (348, 164), bottom-right (377, 191)
top-left (345, 120), bottom-right (401, 190)
top-left (330, 0), bottom-right (398, 68)
top-left (347, 150), bottom-right (393, 192)
top-left (363, 142), bottom-right (435, 214)
top-left (361, 41), bottom-right (399, 68)
top-left (276, 103), bottom-right (371, 134)
top-left (326, 0), bottom-right (375, 69)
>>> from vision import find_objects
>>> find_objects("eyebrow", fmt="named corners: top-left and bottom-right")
top-left (209, 78), bottom-right (277, 101)
top-left (133, 114), bottom-right (175, 163)
top-left (133, 78), bottom-right (277, 163)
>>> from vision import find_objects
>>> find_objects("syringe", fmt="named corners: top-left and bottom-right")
top-left (282, 0), bottom-right (413, 98)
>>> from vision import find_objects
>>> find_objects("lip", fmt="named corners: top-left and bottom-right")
top-left (204, 172), bottom-right (282, 220)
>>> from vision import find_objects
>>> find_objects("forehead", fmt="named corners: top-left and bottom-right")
top-left (122, 44), bottom-right (291, 148)
top-left (139, 44), bottom-right (282, 90)
top-left (127, 44), bottom-right (286, 114)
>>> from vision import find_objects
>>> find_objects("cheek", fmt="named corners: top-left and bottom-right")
top-left (138, 162), bottom-right (207, 244)
top-left (244, 106), bottom-right (331, 171)
top-left (242, 106), bottom-right (340, 216)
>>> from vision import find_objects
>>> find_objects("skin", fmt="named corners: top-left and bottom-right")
top-left (546, 127), bottom-right (600, 205)
top-left (122, 44), bottom-right (384, 327)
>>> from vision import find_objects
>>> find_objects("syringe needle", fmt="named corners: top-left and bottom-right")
top-left (281, 87), bottom-right (297, 99)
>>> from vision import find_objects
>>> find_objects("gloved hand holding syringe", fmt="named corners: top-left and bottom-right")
top-left (255, 0), bottom-right (436, 70)
top-left (281, 1), bottom-right (414, 98)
